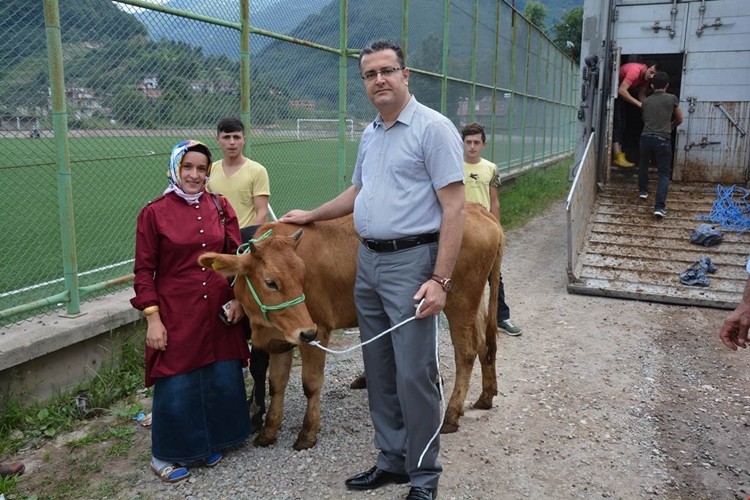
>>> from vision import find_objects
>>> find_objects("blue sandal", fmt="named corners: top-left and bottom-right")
top-left (205, 451), bottom-right (223, 467)
top-left (151, 462), bottom-right (190, 483)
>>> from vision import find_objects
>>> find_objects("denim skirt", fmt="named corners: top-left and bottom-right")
top-left (151, 359), bottom-right (252, 463)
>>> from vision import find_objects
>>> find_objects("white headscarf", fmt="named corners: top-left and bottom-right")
top-left (163, 140), bottom-right (212, 204)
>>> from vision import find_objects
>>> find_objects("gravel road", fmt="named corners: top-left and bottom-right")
top-left (14, 199), bottom-right (749, 499)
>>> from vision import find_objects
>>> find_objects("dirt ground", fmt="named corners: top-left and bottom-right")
top-left (7, 199), bottom-right (750, 499)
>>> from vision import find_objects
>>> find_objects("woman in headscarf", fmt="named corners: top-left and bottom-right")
top-left (131, 140), bottom-right (252, 483)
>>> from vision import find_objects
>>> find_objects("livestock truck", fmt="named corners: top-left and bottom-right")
top-left (566, 0), bottom-right (749, 308)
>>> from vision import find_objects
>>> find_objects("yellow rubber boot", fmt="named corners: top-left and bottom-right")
top-left (613, 152), bottom-right (635, 168)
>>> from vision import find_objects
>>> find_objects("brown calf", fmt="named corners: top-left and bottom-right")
top-left (199, 203), bottom-right (503, 450)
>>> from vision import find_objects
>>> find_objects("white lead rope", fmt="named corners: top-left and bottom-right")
top-left (308, 299), bottom-right (426, 354)
top-left (308, 299), bottom-right (446, 469)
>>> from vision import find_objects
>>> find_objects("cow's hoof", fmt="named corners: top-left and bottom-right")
top-left (251, 411), bottom-right (265, 430)
top-left (472, 397), bottom-right (493, 410)
top-left (293, 437), bottom-right (317, 451)
top-left (253, 434), bottom-right (277, 447)
top-left (350, 373), bottom-right (367, 390)
top-left (440, 422), bottom-right (459, 434)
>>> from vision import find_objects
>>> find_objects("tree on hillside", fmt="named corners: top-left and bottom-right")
top-left (0, 0), bottom-right (145, 72)
top-left (553, 7), bottom-right (583, 62)
top-left (524, 1), bottom-right (548, 33)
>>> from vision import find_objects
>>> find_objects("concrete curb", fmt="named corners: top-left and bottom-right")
top-left (0, 289), bottom-right (141, 372)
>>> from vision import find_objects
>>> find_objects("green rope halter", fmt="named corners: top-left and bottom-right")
top-left (234, 229), bottom-right (306, 323)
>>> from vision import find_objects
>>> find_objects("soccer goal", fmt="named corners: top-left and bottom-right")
top-left (296, 118), bottom-right (355, 140)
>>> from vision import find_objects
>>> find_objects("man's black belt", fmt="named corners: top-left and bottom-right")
top-left (361, 233), bottom-right (439, 252)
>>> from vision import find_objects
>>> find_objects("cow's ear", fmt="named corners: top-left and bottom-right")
top-left (291, 228), bottom-right (303, 248)
top-left (199, 252), bottom-right (243, 277)
top-left (197, 252), bottom-right (218, 269)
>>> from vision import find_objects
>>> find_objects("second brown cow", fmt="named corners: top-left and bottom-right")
top-left (199, 203), bottom-right (503, 450)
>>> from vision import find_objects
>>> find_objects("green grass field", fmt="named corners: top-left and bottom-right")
top-left (0, 134), bottom-right (359, 318)
top-left (0, 132), bottom-right (571, 323)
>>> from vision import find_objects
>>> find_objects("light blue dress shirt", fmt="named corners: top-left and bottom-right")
top-left (352, 96), bottom-right (463, 240)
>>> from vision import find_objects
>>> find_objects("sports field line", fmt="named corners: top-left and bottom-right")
top-left (1, 259), bottom-right (134, 298)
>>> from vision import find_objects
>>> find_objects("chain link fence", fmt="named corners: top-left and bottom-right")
top-left (0, 0), bottom-right (577, 326)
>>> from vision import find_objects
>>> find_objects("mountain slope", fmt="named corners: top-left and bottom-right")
top-left (0, 0), bottom-right (145, 73)
top-left (134, 0), bottom-right (331, 57)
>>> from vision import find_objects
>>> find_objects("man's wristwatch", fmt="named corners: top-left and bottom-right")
top-left (431, 274), bottom-right (453, 292)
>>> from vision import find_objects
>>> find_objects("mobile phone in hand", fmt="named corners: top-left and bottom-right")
top-left (219, 301), bottom-right (232, 326)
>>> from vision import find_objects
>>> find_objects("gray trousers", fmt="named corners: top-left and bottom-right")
top-left (354, 242), bottom-right (442, 489)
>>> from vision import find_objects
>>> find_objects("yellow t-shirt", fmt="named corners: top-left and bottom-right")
top-left (464, 158), bottom-right (499, 211)
top-left (207, 157), bottom-right (271, 228)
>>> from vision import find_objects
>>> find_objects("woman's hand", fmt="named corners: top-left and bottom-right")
top-left (227, 299), bottom-right (245, 323)
top-left (145, 314), bottom-right (168, 350)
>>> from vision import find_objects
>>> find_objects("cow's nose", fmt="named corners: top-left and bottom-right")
top-left (300, 328), bottom-right (317, 343)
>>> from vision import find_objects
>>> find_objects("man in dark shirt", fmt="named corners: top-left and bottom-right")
top-left (636, 71), bottom-right (683, 218)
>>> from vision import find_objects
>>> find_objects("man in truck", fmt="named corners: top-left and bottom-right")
top-left (612, 61), bottom-right (658, 168)
top-left (636, 71), bottom-right (683, 218)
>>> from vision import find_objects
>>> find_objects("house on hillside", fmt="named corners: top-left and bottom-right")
top-left (456, 95), bottom-right (509, 126)
top-left (188, 79), bottom-right (239, 95)
top-left (65, 87), bottom-right (102, 119)
top-left (137, 76), bottom-right (162, 99)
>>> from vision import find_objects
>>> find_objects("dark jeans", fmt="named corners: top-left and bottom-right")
top-left (241, 317), bottom-right (269, 427)
top-left (497, 275), bottom-right (510, 322)
top-left (613, 98), bottom-right (623, 144)
top-left (239, 224), bottom-right (270, 426)
top-left (638, 134), bottom-right (672, 210)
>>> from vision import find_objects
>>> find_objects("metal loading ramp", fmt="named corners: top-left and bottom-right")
top-left (567, 178), bottom-right (749, 309)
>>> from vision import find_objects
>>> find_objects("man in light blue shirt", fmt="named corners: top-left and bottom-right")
top-left (281, 39), bottom-right (464, 500)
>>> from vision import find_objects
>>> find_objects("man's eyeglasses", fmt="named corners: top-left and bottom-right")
top-left (361, 66), bottom-right (403, 81)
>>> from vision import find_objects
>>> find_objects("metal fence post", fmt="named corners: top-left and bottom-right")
top-left (43, 0), bottom-right (81, 316)
top-left (519, 21), bottom-right (531, 167)
top-left (402, 0), bottom-right (409, 60)
top-left (469, 0), bottom-right (479, 123)
top-left (241, 0), bottom-right (251, 155)
top-left (337, 0), bottom-right (348, 194)
top-left (506, 10), bottom-right (518, 170)
top-left (440, 0), bottom-right (449, 115)
top-left (490, 0), bottom-right (501, 161)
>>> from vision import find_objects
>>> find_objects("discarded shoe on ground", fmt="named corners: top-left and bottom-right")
top-left (679, 256), bottom-right (718, 287)
top-left (690, 223), bottom-right (724, 247)
top-left (0, 462), bottom-right (25, 477)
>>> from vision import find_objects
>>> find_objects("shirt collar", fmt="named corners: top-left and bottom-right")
top-left (373, 95), bottom-right (417, 129)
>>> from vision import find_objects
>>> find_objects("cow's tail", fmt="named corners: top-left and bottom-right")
top-left (484, 227), bottom-right (504, 365)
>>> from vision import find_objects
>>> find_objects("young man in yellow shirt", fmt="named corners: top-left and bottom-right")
top-left (207, 117), bottom-right (272, 429)
top-left (207, 117), bottom-right (270, 229)
top-left (462, 123), bottom-right (521, 336)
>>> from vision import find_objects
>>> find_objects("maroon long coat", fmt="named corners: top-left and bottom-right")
top-left (131, 191), bottom-right (250, 387)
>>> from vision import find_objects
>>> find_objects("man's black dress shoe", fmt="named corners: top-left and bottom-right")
top-left (406, 486), bottom-right (438, 499)
top-left (344, 465), bottom-right (409, 491)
